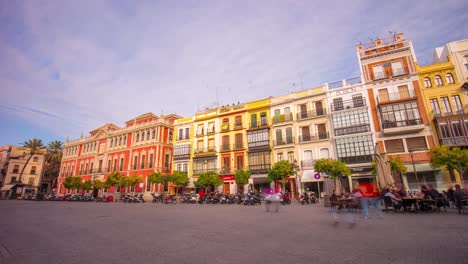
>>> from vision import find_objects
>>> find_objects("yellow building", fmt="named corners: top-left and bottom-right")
top-left (416, 55), bottom-right (467, 185)
top-left (245, 98), bottom-right (272, 193)
top-left (172, 116), bottom-right (194, 192)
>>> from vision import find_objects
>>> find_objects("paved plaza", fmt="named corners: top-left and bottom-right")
top-left (0, 201), bottom-right (467, 264)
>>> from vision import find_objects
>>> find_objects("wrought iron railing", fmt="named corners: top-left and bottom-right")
top-left (296, 109), bottom-right (327, 120)
top-left (298, 132), bottom-right (329, 143)
top-left (382, 118), bottom-right (423, 129)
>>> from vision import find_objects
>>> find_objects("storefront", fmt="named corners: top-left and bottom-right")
top-left (219, 175), bottom-right (236, 194)
top-left (403, 163), bottom-right (442, 191)
top-left (250, 174), bottom-right (272, 193)
top-left (301, 170), bottom-right (323, 198)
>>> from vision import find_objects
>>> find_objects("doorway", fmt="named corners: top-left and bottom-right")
top-left (315, 101), bottom-right (324, 116)
top-left (224, 182), bottom-right (230, 194)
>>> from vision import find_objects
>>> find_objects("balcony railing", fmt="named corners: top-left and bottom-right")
top-left (382, 119), bottom-right (423, 129)
top-left (194, 147), bottom-right (217, 154)
top-left (298, 132), bottom-right (330, 143)
top-left (248, 164), bottom-right (271, 174)
top-left (434, 106), bottom-right (468, 118)
top-left (220, 144), bottom-right (231, 152)
top-left (247, 140), bottom-right (271, 149)
top-left (249, 122), bottom-right (269, 129)
top-left (221, 124), bottom-right (230, 132)
top-left (330, 98), bottom-right (366, 112)
top-left (272, 113), bottom-right (293, 124)
top-left (273, 137), bottom-right (295, 146)
top-left (233, 143), bottom-right (244, 150)
top-left (339, 155), bottom-right (373, 164)
top-left (207, 127), bottom-right (216, 134)
top-left (296, 109), bottom-right (327, 120)
top-left (174, 154), bottom-right (190, 160)
top-left (372, 67), bottom-right (409, 81)
top-left (441, 136), bottom-right (468, 147)
top-left (334, 124), bottom-right (371, 136)
top-left (377, 90), bottom-right (416, 104)
top-left (234, 123), bottom-right (243, 130)
top-left (192, 168), bottom-right (219, 175)
top-left (301, 160), bottom-right (314, 168)
top-left (196, 129), bottom-right (204, 136)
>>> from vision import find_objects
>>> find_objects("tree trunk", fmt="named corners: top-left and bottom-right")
top-left (18, 154), bottom-right (33, 183)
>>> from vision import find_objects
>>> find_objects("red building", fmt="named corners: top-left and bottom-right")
top-left (57, 112), bottom-right (180, 195)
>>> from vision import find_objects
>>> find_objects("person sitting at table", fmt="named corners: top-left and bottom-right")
top-left (427, 184), bottom-right (440, 200)
top-left (419, 185), bottom-right (433, 211)
top-left (384, 189), bottom-right (402, 210)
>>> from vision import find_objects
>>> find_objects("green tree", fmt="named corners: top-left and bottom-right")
top-left (171, 171), bottom-right (189, 194)
top-left (44, 140), bottom-right (64, 177)
top-left (70, 176), bottom-right (82, 192)
top-left (105, 172), bottom-right (124, 192)
top-left (429, 146), bottom-right (468, 180)
top-left (371, 155), bottom-right (408, 176)
top-left (195, 171), bottom-right (223, 191)
top-left (127, 175), bottom-right (143, 192)
top-left (18, 138), bottom-right (47, 183)
top-left (267, 160), bottom-right (294, 191)
top-left (81, 180), bottom-right (93, 192)
top-left (234, 169), bottom-right (251, 193)
top-left (92, 179), bottom-right (106, 190)
top-left (63, 177), bottom-right (74, 191)
top-left (147, 172), bottom-right (170, 192)
top-left (314, 158), bottom-right (351, 179)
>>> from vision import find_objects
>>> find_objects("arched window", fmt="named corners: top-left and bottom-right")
top-left (152, 129), bottom-right (156, 139)
top-left (123, 136), bottom-right (127, 144)
top-left (119, 137), bottom-right (122, 145)
top-left (434, 75), bottom-right (443, 86)
top-left (320, 148), bottom-right (330, 159)
top-left (110, 139), bottom-right (113, 147)
top-left (141, 131), bottom-right (145, 141)
top-left (146, 130), bottom-right (150, 140)
top-left (136, 132), bottom-right (140, 142)
top-left (169, 130), bottom-right (173, 142)
top-left (423, 77), bottom-right (432, 88)
top-left (446, 73), bottom-right (454, 84)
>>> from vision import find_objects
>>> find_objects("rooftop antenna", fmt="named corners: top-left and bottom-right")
top-left (298, 72), bottom-right (304, 90)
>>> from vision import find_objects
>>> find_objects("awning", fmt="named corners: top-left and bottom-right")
top-left (0, 184), bottom-right (15, 192)
top-left (405, 164), bottom-right (440, 173)
top-left (301, 170), bottom-right (322, 182)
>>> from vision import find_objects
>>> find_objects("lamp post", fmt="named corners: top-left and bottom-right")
top-left (409, 150), bottom-right (419, 189)
top-left (293, 160), bottom-right (301, 199)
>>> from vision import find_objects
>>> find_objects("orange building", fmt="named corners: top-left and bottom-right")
top-left (57, 112), bottom-right (180, 197)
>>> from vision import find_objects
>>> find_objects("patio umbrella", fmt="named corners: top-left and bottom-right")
top-left (374, 143), bottom-right (394, 190)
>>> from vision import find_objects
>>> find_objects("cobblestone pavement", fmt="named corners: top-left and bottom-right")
top-left (0, 201), bottom-right (467, 264)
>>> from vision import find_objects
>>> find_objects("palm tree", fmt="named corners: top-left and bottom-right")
top-left (18, 138), bottom-right (46, 183)
top-left (44, 140), bottom-right (64, 191)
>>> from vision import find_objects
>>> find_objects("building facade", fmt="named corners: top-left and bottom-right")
top-left (357, 33), bottom-right (437, 190)
top-left (57, 112), bottom-right (179, 196)
top-left (173, 116), bottom-right (194, 191)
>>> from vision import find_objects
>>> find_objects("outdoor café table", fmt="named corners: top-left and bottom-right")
top-left (337, 197), bottom-right (354, 209)
top-left (402, 197), bottom-right (422, 212)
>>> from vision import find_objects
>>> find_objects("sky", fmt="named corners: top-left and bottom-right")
top-left (0, 0), bottom-right (467, 146)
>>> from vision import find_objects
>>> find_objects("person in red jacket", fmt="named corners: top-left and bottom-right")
top-left (199, 189), bottom-right (205, 202)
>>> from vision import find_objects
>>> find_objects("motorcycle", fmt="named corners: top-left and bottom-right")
top-left (164, 194), bottom-right (177, 204)
top-left (280, 193), bottom-right (291, 205)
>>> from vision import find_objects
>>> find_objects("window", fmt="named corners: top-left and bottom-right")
top-left (247, 129), bottom-right (269, 147)
top-left (30, 166), bottom-right (37, 174)
top-left (107, 160), bottom-right (111, 172)
top-left (235, 116), bottom-right (242, 128)
top-left (451, 95), bottom-right (463, 112)
top-left (248, 151), bottom-right (271, 173)
top-left (197, 140), bottom-right (204, 150)
top-left (287, 152), bottom-right (294, 163)
top-left (141, 155), bottom-right (146, 169)
top-left (169, 130), bottom-right (173, 142)
top-left (406, 137), bottom-right (427, 151)
top-left (446, 73), bottom-right (454, 84)
top-left (221, 118), bottom-right (229, 131)
top-left (235, 133), bottom-right (243, 149)
top-left (429, 99), bottom-right (441, 116)
top-left (178, 128), bottom-right (184, 140)
top-left (332, 109), bottom-right (371, 136)
top-left (123, 136), bottom-right (127, 145)
top-left (185, 128), bottom-right (189, 139)
top-left (275, 129), bottom-right (282, 144)
top-left (152, 129), bottom-right (156, 139)
top-left (176, 164), bottom-right (182, 171)
top-left (277, 153), bottom-right (284, 161)
top-left (136, 132), bottom-right (140, 142)
top-left (222, 156), bottom-right (230, 172)
top-left (391, 61), bottom-right (404, 75)
top-left (113, 159), bottom-right (117, 172)
top-left (149, 154), bottom-right (154, 168)
top-left (12, 165), bottom-right (19, 173)
top-left (236, 156), bottom-right (244, 170)
top-left (11, 176), bottom-right (17, 183)
top-left (98, 160), bottom-right (103, 173)
top-left (260, 112), bottom-right (267, 126)
top-left (434, 75), bottom-right (443, 86)
top-left (110, 139), bottom-right (113, 147)
top-left (90, 162), bottom-right (93, 173)
top-left (146, 131), bottom-right (150, 140)
top-left (183, 163), bottom-right (188, 172)
top-left (28, 177), bottom-right (34, 185)
top-left (380, 101), bottom-right (422, 128)
top-left (208, 139), bottom-right (215, 151)
top-left (452, 122), bottom-right (463, 137)
top-left (207, 122), bottom-right (215, 133)
top-left (84, 163), bottom-right (88, 174)
top-left (119, 137), bottom-right (122, 146)
top-left (33, 157), bottom-right (39, 162)
top-left (285, 127), bottom-right (293, 144)
top-left (352, 95), bottom-right (364, 107)
top-left (423, 78), bottom-right (432, 88)
top-left (250, 114), bottom-right (257, 128)
top-left (284, 107), bottom-right (291, 121)
top-left (273, 109), bottom-right (281, 123)
top-left (320, 148), bottom-right (330, 159)
top-left (133, 156), bottom-right (138, 170)
top-left (373, 65), bottom-right (384, 79)
top-left (141, 131), bottom-right (146, 141)
top-left (335, 135), bottom-right (374, 164)
top-left (146, 178), bottom-right (151, 192)
top-left (164, 154), bottom-right (170, 170)
top-left (384, 139), bottom-right (405, 153)
top-left (197, 125), bottom-right (204, 135)
top-left (80, 164), bottom-right (84, 174)
top-left (222, 136), bottom-right (230, 151)
top-left (440, 97), bottom-right (452, 113)
top-left (120, 158), bottom-right (124, 171)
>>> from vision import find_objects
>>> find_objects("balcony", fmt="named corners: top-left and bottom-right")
top-left (194, 147), bottom-right (217, 155)
top-left (301, 160), bottom-right (314, 168)
top-left (272, 113), bottom-right (293, 125)
top-left (220, 124), bottom-right (230, 132)
top-left (334, 124), bottom-right (371, 136)
top-left (233, 143), bottom-right (244, 150)
top-left (382, 119), bottom-right (425, 135)
top-left (249, 122), bottom-right (269, 130)
top-left (192, 168), bottom-right (219, 176)
top-left (298, 132), bottom-right (330, 143)
top-left (440, 136), bottom-right (468, 147)
top-left (339, 155), bottom-right (373, 164)
top-left (247, 140), bottom-right (271, 150)
top-left (248, 164), bottom-right (271, 174)
top-left (207, 127), bottom-right (216, 134)
top-left (377, 90), bottom-right (416, 104)
top-left (220, 144), bottom-right (231, 152)
top-left (234, 123), bottom-right (243, 130)
top-left (434, 106), bottom-right (468, 119)
top-left (273, 137), bottom-right (295, 147)
top-left (331, 98), bottom-right (366, 112)
top-left (296, 109), bottom-right (327, 120)
top-left (196, 129), bottom-right (204, 137)
top-left (219, 167), bottom-right (238, 175)
top-left (174, 154), bottom-right (190, 160)
top-left (372, 67), bottom-right (409, 81)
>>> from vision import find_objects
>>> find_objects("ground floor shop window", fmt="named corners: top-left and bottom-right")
top-left (406, 171), bottom-right (436, 190)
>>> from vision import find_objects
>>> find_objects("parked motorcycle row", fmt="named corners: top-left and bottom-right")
top-left (299, 193), bottom-right (319, 205)
top-left (175, 192), bottom-right (265, 206)
top-left (122, 193), bottom-right (145, 203)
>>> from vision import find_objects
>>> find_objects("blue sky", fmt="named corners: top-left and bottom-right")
top-left (0, 0), bottom-right (467, 146)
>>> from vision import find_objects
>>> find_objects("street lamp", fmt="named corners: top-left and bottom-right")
top-left (408, 150), bottom-right (419, 189)
top-left (293, 160), bottom-right (301, 199)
